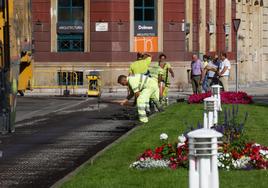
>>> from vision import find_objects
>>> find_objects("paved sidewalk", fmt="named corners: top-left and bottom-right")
top-left (24, 81), bottom-right (268, 99)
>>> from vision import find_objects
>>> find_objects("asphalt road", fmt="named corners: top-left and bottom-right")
top-left (15, 96), bottom-right (89, 123)
top-left (0, 96), bottom-right (138, 188)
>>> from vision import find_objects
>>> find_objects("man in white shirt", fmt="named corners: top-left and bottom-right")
top-left (219, 52), bottom-right (231, 91)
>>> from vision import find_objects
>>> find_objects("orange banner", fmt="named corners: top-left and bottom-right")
top-left (134, 37), bottom-right (158, 52)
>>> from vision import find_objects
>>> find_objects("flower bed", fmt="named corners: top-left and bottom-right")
top-left (130, 134), bottom-right (268, 170)
top-left (130, 135), bottom-right (189, 170)
top-left (130, 106), bottom-right (268, 171)
top-left (188, 91), bottom-right (253, 104)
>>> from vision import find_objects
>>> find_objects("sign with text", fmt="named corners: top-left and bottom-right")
top-left (134, 37), bottom-right (158, 52)
top-left (57, 23), bottom-right (84, 34)
top-left (95, 22), bottom-right (109, 32)
top-left (134, 22), bottom-right (157, 37)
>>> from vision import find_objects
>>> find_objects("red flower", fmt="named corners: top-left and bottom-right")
top-left (155, 146), bottom-right (164, 154)
top-left (231, 150), bottom-right (242, 159)
top-left (140, 149), bottom-right (153, 158)
top-left (169, 162), bottom-right (177, 169)
top-left (152, 153), bottom-right (162, 160)
top-left (252, 147), bottom-right (260, 155)
top-left (170, 157), bottom-right (175, 162)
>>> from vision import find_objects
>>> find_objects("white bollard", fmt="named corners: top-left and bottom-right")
top-left (188, 128), bottom-right (222, 188)
top-left (211, 85), bottom-right (222, 112)
top-left (203, 97), bottom-right (217, 128)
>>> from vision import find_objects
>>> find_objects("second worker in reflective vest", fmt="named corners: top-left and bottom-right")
top-left (159, 54), bottom-right (174, 105)
top-left (117, 74), bottom-right (160, 123)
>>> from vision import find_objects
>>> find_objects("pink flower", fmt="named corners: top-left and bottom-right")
top-left (188, 91), bottom-right (253, 104)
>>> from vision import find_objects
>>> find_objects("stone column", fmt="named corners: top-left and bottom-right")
top-left (199, 0), bottom-right (206, 54)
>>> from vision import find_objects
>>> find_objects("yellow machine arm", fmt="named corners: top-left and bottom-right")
top-left (0, 0), bottom-right (32, 133)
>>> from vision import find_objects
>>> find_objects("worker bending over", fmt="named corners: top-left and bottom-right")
top-left (118, 74), bottom-right (160, 123)
top-left (127, 52), bottom-right (152, 109)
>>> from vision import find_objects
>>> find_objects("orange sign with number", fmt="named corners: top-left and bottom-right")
top-left (134, 37), bottom-right (158, 52)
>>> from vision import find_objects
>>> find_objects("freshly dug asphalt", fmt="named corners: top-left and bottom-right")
top-left (0, 97), bottom-right (138, 188)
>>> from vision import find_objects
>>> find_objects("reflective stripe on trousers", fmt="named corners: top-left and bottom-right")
top-left (137, 88), bottom-right (152, 123)
top-left (137, 103), bottom-right (148, 123)
top-left (163, 86), bottom-right (169, 98)
top-left (138, 74), bottom-right (149, 91)
top-left (136, 77), bottom-right (160, 123)
top-left (145, 102), bottom-right (150, 112)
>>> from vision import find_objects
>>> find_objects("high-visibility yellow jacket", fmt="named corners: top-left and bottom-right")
top-left (128, 74), bottom-right (155, 93)
top-left (162, 62), bottom-right (172, 85)
top-left (129, 57), bottom-right (152, 75)
top-left (149, 63), bottom-right (164, 83)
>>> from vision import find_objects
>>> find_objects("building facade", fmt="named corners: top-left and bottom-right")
top-left (236, 0), bottom-right (268, 85)
top-left (32, 0), bottom-right (238, 93)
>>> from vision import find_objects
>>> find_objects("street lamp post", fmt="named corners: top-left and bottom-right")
top-left (232, 19), bottom-right (241, 93)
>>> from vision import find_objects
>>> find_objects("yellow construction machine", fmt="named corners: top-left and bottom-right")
top-left (0, 0), bottom-right (32, 133)
top-left (87, 71), bottom-right (101, 97)
top-left (18, 51), bottom-right (33, 96)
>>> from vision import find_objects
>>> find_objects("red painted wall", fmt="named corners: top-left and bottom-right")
top-left (216, 0), bottom-right (226, 53)
top-left (32, 0), bottom-right (236, 63)
top-left (163, 0), bottom-right (185, 61)
top-left (192, 0), bottom-right (200, 53)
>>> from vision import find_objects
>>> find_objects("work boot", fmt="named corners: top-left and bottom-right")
top-left (153, 100), bottom-right (164, 112)
top-left (139, 117), bottom-right (148, 123)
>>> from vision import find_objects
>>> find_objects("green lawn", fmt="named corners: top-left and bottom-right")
top-left (62, 103), bottom-right (268, 188)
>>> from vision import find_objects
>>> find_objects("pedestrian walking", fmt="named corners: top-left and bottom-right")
top-left (190, 54), bottom-right (203, 94)
top-left (201, 55), bottom-right (209, 92)
top-left (219, 52), bottom-right (231, 91)
top-left (158, 54), bottom-right (174, 105)
top-left (117, 74), bottom-right (160, 123)
top-left (202, 55), bottom-right (221, 91)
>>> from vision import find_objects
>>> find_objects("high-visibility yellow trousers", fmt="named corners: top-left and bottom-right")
top-left (163, 86), bottom-right (169, 98)
top-left (137, 83), bottom-right (159, 123)
top-left (161, 85), bottom-right (169, 105)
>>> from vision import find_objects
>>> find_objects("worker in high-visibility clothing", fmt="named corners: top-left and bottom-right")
top-left (159, 54), bottom-right (175, 105)
top-left (149, 63), bottom-right (164, 83)
top-left (118, 74), bottom-right (160, 123)
top-left (129, 53), bottom-right (152, 75)
top-left (148, 62), bottom-right (164, 106)
top-left (127, 53), bottom-right (152, 110)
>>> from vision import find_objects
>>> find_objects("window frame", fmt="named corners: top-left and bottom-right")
top-left (130, 0), bottom-right (163, 52)
top-left (57, 0), bottom-right (85, 52)
top-left (57, 71), bottom-right (84, 86)
top-left (134, 0), bottom-right (157, 22)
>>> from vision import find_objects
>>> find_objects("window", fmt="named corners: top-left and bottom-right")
top-left (57, 0), bottom-right (84, 52)
top-left (58, 71), bottom-right (84, 86)
top-left (134, 0), bottom-right (156, 21)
